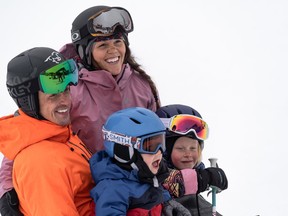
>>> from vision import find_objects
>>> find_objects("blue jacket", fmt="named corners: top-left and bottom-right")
top-left (89, 151), bottom-right (170, 216)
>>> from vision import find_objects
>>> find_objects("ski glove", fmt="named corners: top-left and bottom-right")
top-left (0, 189), bottom-right (23, 216)
top-left (196, 167), bottom-right (228, 193)
top-left (162, 199), bottom-right (191, 216)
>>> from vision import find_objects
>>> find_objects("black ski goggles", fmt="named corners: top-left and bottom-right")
top-left (160, 114), bottom-right (209, 140)
top-left (88, 7), bottom-right (133, 36)
top-left (72, 7), bottom-right (133, 42)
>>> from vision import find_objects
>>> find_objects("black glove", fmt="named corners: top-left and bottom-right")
top-left (0, 189), bottom-right (23, 216)
top-left (162, 199), bottom-right (192, 216)
top-left (196, 167), bottom-right (228, 193)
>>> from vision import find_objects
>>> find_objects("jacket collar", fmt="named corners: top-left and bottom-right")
top-left (0, 109), bottom-right (70, 160)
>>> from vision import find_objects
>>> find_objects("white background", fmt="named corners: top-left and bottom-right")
top-left (1, 1), bottom-right (288, 215)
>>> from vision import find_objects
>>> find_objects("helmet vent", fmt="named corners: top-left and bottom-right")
top-left (129, 117), bottom-right (141, 124)
top-left (176, 108), bottom-right (183, 114)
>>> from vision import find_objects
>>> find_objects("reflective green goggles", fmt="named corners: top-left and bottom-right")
top-left (39, 59), bottom-right (78, 94)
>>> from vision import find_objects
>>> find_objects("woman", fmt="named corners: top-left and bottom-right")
top-left (60, 5), bottom-right (161, 153)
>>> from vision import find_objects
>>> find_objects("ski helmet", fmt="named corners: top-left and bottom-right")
top-left (103, 107), bottom-right (166, 164)
top-left (155, 104), bottom-right (207, 155)
top-left (71, 6), bottom-right (134, 68)
top-left (6, 47), bottom-right (78, 119)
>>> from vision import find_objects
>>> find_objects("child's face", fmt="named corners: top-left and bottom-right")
top-left (141, 150), bottom-right (163, 174)
top-left (171, 136), bottom-right (199, 170)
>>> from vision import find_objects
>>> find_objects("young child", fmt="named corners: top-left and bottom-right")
top-left (156, 104), bottom-right (228, 216)
top-left (89, 107), bottom-right (191, 216)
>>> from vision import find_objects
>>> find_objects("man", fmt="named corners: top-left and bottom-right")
top-left (0, 47), bottom-right (94, 215)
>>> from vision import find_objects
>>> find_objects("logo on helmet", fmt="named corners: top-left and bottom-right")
top-left (7, 82), bottom-right (33, 98)
top-left (71, 31), bottom-right (81, 43)
top-left (103, 129), bottom-right (140, 147)
top-left (44, 52), bottom-right (62, 64)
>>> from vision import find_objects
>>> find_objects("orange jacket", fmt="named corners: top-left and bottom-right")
top-left (0, 110), bottom-right (95, 216)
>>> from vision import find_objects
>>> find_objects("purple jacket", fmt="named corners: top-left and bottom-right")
top-left (0, 43), bottom-right (158, 196)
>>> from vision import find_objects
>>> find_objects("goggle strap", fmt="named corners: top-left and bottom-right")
top-left (102, 128), bottom-right (140, 147)
top-left (160, 118), bottom-right (171, 128)
top-left (79, 26), bottom-right (90, 40)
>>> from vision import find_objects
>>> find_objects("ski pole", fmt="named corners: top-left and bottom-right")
top-left (208, 158), bottom-right (218, 216)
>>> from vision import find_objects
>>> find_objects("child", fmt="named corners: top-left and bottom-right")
top-left (89, 107), bottom-right (191, 216)
top-left (156, 104), bottom-right (228, 216)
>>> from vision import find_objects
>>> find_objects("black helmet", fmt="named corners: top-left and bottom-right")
top-left (71, 6), bottom-right (133, 68)
top-left (6, 47), bottom-right (75, 119)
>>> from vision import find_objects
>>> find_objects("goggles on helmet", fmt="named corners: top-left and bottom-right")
top-left (103, 128), bottom-right (166, 154)
top-left (72, 7), bottom-right (133, 42)
top-left (160, 114), bottom-right (209, 141)
top-left (39, 59), bottom-right (78, 94)
top-left (88, 7), bottom-right (133, 36)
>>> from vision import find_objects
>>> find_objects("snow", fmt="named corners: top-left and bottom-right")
top-left (1, 0), bottom-right (288, 215)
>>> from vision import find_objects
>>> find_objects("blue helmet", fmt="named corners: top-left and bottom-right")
top-left (103, 107), bottom-right (166, 163)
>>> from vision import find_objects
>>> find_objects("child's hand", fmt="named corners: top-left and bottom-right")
top-left (196, 167), bottom-right (228, 193)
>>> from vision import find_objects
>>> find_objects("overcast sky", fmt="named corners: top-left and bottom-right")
top-left (1, 1), bottom-right (288, 215)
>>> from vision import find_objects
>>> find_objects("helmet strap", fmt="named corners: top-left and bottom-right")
top-left (17, 93), bottom-right (44, 120)
top-left (114, 144), bottom-right (134, 163)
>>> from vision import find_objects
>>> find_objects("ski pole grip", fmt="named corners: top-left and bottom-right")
top-left (208, 158), bottom-right (218, 168)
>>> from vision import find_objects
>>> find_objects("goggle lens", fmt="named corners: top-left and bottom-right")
top-left (161, 115), bottom-right (209, 140)
top-left (141, 133), bottom-right (166, 154)
top-left (39, 59), bottom-right (78, 94)
top-left (103, 128), bottom-right (165, 155)
top-left (88, 8), bottom-right (133, 37)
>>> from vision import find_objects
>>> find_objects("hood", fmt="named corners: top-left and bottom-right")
top-left (59, 43), bottom-right (80, 62)
top-left (89, 150), bottom-right (139, 183)
top-left (0, 109), bottom-right (70, 160)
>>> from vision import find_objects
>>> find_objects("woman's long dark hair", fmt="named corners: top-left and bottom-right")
top-left (90, 38), bottom-right (161, 110)
top-left (124, 46), bottom-right (161, 109)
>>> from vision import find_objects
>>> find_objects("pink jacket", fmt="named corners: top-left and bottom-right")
top-left (70, 63), bottom-right (157, 153)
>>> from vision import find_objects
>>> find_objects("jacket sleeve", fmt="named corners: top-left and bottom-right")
top-left (91, 180), bottom-right (129, 216)
top-left (163, 169), bottom-right (198, 198)
top-left (181, 169), bottom-right (198, 195)
top-left (0, 157), bottom-right (14, 198)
